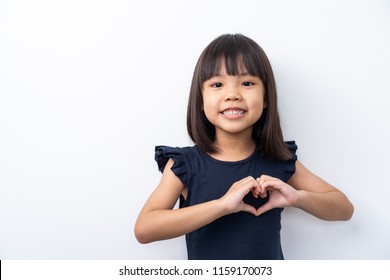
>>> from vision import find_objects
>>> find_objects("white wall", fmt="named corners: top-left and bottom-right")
top-left (0, 0), bottom-right (389, 259)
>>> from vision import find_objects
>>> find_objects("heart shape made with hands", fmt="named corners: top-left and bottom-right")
top-left (226, 175), bottom-right (299, 216)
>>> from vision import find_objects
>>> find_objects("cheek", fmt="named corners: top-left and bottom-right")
top-left (250, 97), bottom-right (265, 117)
top-left (253, 107), bottom-right (264, 122)
top-left (202, 95), bottom-right (218, 113)
top-left (202, 102), bottom-right (216, 121)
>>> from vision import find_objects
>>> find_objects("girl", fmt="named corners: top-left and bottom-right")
top-left (134, 34), bottom-right (354, 260)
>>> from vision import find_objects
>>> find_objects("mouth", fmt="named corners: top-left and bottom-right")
top-left (220, 108), bottom-right (246, 118)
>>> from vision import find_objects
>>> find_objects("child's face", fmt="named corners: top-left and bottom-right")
top-left (202, 66), bottom-right (266, 139)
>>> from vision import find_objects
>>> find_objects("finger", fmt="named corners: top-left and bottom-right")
top-left (254, 182), bottom-right (267, 198)
top-left (251, 189), bottom-right (259, 198)
top-left (241, 203), bottom-right (258, 216)
top-left (256, 176), bottom-right (265, 186)
top-left (257, 176), bottom-right (279, 195)
top-left (258, 174), bottom-right (278, 184)
top-left (260, 180), bottom-right (283, 190)
top-left (241, 176), bottom-right (261, 194)
top-left (256, 202), bottom-right (274, 216)
top-left (256, 178), bottom-right (267, 196)
top-left (227, 177), bottom-right (261, 204)
top-left (248, 176), bottom-right (261, 189)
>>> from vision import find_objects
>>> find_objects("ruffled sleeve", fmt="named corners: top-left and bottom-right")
top-left (155, 146), bottom-right (189, 186)
top-left (284, 141), bottom-right (298, 182)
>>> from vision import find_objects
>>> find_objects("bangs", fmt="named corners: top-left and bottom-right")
top-left (199, 34), bottom-right (266, 83)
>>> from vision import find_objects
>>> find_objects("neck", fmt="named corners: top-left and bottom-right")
top-left (211, 130), bottom-right (256, 161)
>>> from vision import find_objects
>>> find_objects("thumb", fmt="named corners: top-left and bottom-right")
top-left (256, 202), bottom-right (274, 216)
top-left (241, 203), bottom-right (258, 216)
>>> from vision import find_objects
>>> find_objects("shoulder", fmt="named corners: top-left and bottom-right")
top-left (285, 140), bottom-right (298, 157)
top-left (154, 145), bottom-right (201, 188)
top-left (155, 145), bottom-right (196, 172)
top-left (280, 140), bottom-right (298, 182)
top-left (155, 145), bottom-right (195, 157)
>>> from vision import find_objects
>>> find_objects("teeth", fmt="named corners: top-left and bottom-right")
top-left (222, 110), bottom-right (245, 116)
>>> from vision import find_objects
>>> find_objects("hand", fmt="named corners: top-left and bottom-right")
top-left (219, 176), bottom-right (261, 216)
top-left (256, 175), bottom-right (300, 216)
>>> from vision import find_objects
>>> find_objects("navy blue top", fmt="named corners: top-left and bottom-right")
top-left (155, 141), bottom-right (297, 260)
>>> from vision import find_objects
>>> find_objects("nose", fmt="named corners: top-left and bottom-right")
top-left (225, 86), bottom-right (242, 101)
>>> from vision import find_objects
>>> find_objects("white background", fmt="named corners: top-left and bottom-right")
top-left (0, 0), bottom-right (389, 259)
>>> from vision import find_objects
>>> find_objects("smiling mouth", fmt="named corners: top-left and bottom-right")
top-left (221, 109), bottom-right (246, 116)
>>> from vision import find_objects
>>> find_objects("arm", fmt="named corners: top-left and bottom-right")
top-left (257, 161), bottom-right (354, 221)
top-left (134, 159), bottom-right (261, 243)
top-left (289, 160), bottom-right (354, 220)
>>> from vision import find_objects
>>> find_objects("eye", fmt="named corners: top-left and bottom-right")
top-left (211, 82), bottom-right (223, 88)
top-left (242, 81), bottom-right (255, 87)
